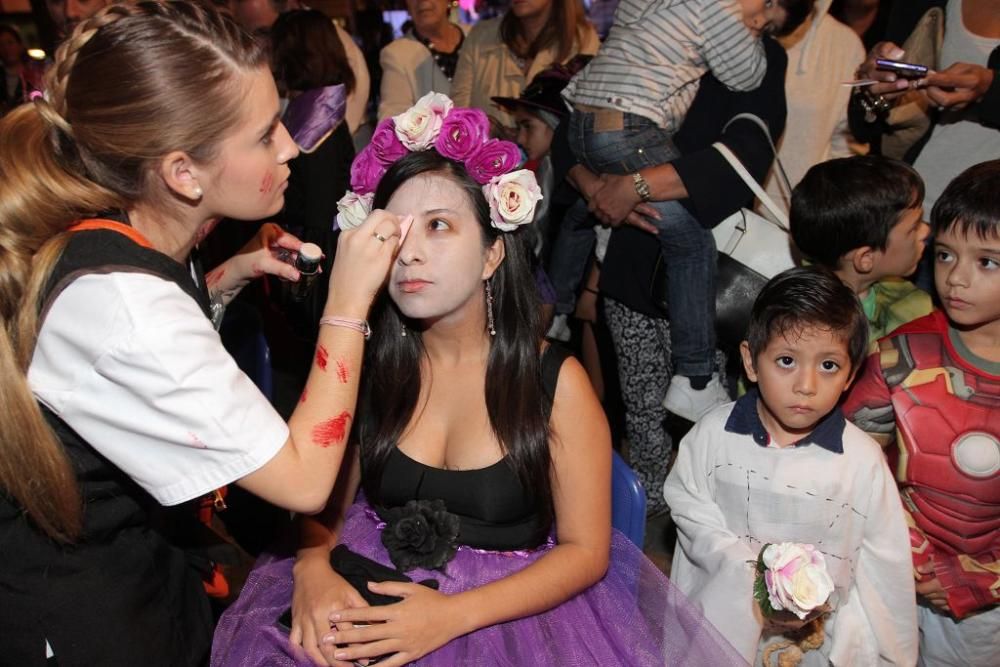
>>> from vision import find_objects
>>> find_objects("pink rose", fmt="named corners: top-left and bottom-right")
top-left (393, 92), bottom-right (453, 150)
top-left (464, 139), bottom-right (522, 185)
top-left (335, 191), bottom-right (374, 230)
top-left (435, 108), bottom-right (491, 161)
top-left (369, 117), bottom-right (408, 164)
top-left (349, 145), bottom-right (388, 195)
top-left (482, 169), bottom-right (543, 231)
top-left (761, 543), bottom-right (835, 620)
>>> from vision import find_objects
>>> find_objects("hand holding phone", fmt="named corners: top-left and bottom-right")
top-left (875, 58), bottom-right (929, 79)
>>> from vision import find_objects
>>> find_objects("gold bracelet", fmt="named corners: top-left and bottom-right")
top-left (318, 316), bottom-right (371, 339)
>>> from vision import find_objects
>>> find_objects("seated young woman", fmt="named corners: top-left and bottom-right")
top-left (213, 95), bottom-right (746, 667)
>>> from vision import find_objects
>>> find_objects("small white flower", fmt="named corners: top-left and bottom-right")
top-left (762, 542), bottom-right (835, 619)
top-left (393, 92), bottom-right (454, 150)
top-left (335, 191), bottom-right (373, 230)
top-left (482, 169), bottom-right (543, 232)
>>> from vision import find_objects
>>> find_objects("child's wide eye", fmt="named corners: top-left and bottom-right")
top-left (820, 360), bottom-right (841, 373)
top-left (979, 256), bottom-right (999, 271)
top-left (935, 249), bottom-right (954, 263)
top-left (776, 356), bottom-right (795, 369)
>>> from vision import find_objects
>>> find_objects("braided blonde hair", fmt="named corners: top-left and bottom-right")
top-left (0, 0), bottom-right (266, 542)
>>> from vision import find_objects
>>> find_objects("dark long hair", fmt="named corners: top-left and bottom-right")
top-left (358, 151), bottom-right (552, 533)
top-left (270, 9), bottom-right (356, 95)
top-left (500, 0), bottom-right (590, 63)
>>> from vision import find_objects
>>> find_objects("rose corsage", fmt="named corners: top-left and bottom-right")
top-left (754, 542), bottom-right (835, 620)
top-left (379, 499), bottom-right (461, 573)
top-left (335, 92), bottom-right (542, 233)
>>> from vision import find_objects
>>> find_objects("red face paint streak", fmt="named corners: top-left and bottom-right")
top-left (315, 345), bottom-right (329, 371)
top-left (259, 172), bottom-right (274, 194)
top-left (311, 411), bottom-right (351, 447)
top-left (188, 432), bottom-right (208, 449)
top-left (335, 359), bottom-right (349, 384)
top-left (299, 388), bottom-right (308, 404)
top-left (206, 267), bottom-right (225, 287)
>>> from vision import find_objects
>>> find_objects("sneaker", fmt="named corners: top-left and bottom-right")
top-left (662, 374), bottom-right (730, 422)
top-left (546, 313), bottom-right (571, 342)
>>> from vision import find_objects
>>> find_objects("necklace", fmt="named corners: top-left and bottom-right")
top-left (413, 24), bottom-right (464, 82)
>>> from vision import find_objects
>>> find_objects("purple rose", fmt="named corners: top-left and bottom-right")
top-left (434, 108), bottom-right (490, 161)
top-left (464, 139), bottom-right (522, 184)
top-left (369, 117), bottom-right (408, 164)
top-left (349, 145), bottom-right (388, 195)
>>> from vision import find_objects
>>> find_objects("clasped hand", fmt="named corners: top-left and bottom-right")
top-left (320, 581), bottom-right (465, 667)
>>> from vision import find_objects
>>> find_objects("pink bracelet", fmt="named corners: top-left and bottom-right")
top-left (318, 316), bottom-right (371, 339)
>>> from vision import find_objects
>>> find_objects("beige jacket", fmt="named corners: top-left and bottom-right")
top-left (334, 22), bottom-right (370, 136)
top-left (450, 17), bottom-right (599, 129)
top-left (377, 25), bottom-right (470, 121)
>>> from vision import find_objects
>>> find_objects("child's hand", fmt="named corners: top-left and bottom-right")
top-left (914, 562), bottom-right (951, 613)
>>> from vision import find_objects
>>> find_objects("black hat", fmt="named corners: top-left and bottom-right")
top-left (492, 55), bottom-right (592, 118)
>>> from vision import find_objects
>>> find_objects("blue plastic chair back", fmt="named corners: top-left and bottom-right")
top-left (611, 450), bottom-right (646, 547)
top-left (220, 303), bottom-right (274, 402)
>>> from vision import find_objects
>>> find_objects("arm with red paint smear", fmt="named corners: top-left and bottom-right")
top-left (236, 210), bottom-right (402, 515)
top-left (321, 358), bottom-right (614, 667)
top-left (205, 222), bottom-right (303, 307)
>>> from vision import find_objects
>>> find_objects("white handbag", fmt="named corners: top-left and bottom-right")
top-left (711, 114), bottom-right (797, 280)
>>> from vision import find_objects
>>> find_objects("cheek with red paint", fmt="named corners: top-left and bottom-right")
top-left (315, 345), bottom-right (329, 371)
top-left (312, 411), bottom-right (352, 447)
top-left (335, 359), bottom-right (349, 384)
top-left (259, 172), bottom-right (274, 194)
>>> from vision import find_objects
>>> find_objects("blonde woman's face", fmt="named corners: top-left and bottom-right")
top-left (200, 67), bottom-right (299, 221)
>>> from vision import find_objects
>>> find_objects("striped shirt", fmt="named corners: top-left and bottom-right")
top-left (563, 0), bottom-right (766, 133)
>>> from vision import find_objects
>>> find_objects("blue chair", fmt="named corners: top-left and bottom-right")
top-left (611, 450), bottom-right (647, 547)
top-left (220, 302), bottom-right (274, 402)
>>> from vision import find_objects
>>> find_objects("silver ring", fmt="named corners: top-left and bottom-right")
top-left (372, 231), bottom-right (387, 243)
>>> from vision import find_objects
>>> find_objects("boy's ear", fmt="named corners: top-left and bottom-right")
top-left (739, 341), bottom-right (758, 383)
top-left (847, 246), bottom-right (876, 275)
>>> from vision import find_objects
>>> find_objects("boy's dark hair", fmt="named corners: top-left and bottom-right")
top-left (790, 156), bottom-right (924, 268)
top-left (746, 267), bottom-right (869, 372)
top-left (931, 159), bottom-right (1000, 239)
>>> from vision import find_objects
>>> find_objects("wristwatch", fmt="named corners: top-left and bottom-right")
top-left (632, 171), bottom-right (652, 202)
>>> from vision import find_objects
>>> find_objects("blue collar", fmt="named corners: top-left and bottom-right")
top-left (724, 388), bottom-right (846, 454)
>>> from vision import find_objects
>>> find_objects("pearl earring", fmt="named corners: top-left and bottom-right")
top-left (192, 186), bottom-right (203, 199)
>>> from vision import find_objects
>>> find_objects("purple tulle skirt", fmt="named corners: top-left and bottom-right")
top-left (213, 500), bottom-right (746, 666)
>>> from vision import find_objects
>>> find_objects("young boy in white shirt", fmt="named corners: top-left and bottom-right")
top-left (664, 266), bottom-right (918, 665)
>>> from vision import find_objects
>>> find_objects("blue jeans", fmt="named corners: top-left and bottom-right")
top-left (568, 109), bottom-right (717, 377)
top-left (547, 197), bottom-right (596, 315)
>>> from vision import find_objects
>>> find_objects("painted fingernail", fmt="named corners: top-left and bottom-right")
top-left (334, 651), bottom-right (347, 660)
top-left (330, 613), bottom-right (342, 621)
top-left (321, 634), bottom-right (336, 645)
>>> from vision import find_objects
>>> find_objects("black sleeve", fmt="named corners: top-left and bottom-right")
top-left (980, 47), bottom-right (1000, 127)
top-left (672, 38), bottom-right (788, 228)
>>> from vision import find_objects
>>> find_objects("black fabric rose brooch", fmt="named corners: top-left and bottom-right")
top-left (379, 499), bottom-right (461, 572)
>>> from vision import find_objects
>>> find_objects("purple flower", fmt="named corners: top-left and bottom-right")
top-left (349, 145), bottom-right (388, 195)
top-left (369, 117), bottom-right (408, 164)
top-left (434, 108), bottom-right (491, 161)
top-left (464, 139), bottom-right (522, 184)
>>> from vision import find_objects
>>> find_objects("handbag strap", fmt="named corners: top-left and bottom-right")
top-left (712, 141), bottom-right (789, 230)
top-left (720, 112), bottom-right (793, 195)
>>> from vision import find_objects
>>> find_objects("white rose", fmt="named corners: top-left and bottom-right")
top-left (393, 92), bottom-right (454, 150)
top-left (336, 191), bottom-right (373, 230)
top-left (762, 542), bottom-right (834, 619)
top-left (483, 169), bottom-right (543, 232)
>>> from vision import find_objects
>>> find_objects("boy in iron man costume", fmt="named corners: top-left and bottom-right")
top-left (844, 160), bottom-right (1000, 666)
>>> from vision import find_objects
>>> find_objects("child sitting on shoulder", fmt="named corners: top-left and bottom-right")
top-left (843, 160), bottom-right (1000, 667)
top-left (664, 266), bottom-right (918, 666)
top-left (791, 155), bottom-right (933, 342)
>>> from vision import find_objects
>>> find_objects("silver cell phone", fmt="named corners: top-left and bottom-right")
top-left (875, 58), bottom-right (929, 78)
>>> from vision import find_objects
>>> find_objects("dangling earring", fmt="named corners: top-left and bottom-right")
top-left (485, 280), bottom-right (496, 336)
top-left (401, 325), bottom-right (408, 337)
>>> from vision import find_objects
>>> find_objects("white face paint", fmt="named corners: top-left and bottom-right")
top-left (386, 172), bottom-right (502, 326)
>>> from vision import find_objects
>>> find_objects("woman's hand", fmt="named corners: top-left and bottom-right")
top-left (856, 42), bottom-right (917, 101)
top-left (289, 556), bottom-right (369, 667)
top-left (918, 63), bottom-right (996, 110)
top-left (206, 222), bottom-right (303, 306)
top-left (321, 581), bottom-right (465, 667)
top-left (325, 211), bottom-right (410, 319)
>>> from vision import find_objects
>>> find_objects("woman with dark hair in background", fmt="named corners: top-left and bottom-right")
top-left (0, 2), bottom-right (398, 663)
top-left (214, 99), bottom-right (747, 667)
top-left (450, 0), bottom-right (599, 135)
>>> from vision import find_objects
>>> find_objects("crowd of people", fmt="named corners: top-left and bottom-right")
top-left (0, 0), bottom-right (997, 666)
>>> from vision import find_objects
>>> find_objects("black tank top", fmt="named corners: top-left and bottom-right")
top-left (0, 221), bottom-right (213, 666)
top-left (376, 345), bottom-right (569, 551)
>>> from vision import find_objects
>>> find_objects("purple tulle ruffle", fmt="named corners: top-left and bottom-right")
top-left (212, 500), bottom-right (747, 666)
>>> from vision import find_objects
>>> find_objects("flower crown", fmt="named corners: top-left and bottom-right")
top-left (335, 93), bottom-right (542, 233)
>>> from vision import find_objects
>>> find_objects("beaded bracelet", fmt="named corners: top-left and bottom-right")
top-left (319, 316), bottom-right (371, 339)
